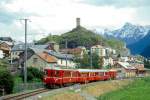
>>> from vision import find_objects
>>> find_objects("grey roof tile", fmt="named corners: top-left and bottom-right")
top-left (46, 50), bottom-right (74, 60)
top-left (12, 44), bottom-right (49, 51)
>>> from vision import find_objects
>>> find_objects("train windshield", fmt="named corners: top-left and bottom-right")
top-left (44, 69), bottom-right (62, 77)
top-left (50, 70), bottom-right (60, 77)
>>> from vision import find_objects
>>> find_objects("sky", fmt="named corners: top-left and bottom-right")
top-left (0, 0), bottom-right (150, 42)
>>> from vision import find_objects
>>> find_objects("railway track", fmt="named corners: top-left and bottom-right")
top-left (1, 88), bottom-right (49, 100)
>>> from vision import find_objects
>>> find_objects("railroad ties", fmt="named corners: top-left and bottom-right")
top-left (1, 88), bottom-right (49, 100)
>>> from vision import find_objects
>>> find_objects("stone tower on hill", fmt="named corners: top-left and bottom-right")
top-left (76, 18), bottom-right (80, 27)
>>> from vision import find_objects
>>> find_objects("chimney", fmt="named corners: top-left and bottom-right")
top-left (76, 18), bottom-right (80, 27)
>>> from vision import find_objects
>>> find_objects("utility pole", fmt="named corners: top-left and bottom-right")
top-left (10, 48), bottom-right (12, 67)
top-left (65, 40), bottom-right (68, 68)
top-left (20, 19), bottom-right (30, 84)
top-left (90, 49), bottom-right (92, 69)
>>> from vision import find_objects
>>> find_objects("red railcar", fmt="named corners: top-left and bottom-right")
top-left (43, 68), bottom-right (117, 88)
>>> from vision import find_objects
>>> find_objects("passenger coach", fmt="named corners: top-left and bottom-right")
top-left (43, 68), bottom-right (117, 88)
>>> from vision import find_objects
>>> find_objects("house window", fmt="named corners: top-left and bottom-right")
top-left (33, 58), bottom-right (38, 63)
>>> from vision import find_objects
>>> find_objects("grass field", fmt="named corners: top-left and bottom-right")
top-left (40, 79), bottom-right (131, 100)
top-left (98, 77), bottom-right (150, 100)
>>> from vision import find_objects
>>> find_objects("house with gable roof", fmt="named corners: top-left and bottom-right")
top-left (112, 61), bottom-right (137, 78)
top-left (46, 50), bottom-right (76, 68)
top-left (11, 43), bottom-right (51, 60)
top-left (18, 48), bottom-right (57, 70)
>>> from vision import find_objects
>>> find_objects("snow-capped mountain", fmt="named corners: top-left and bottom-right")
top-left (95, 22), bottom-right (150, 45)
top-left (105, 23), bottom-right (150, 45)
top-left (92, 22), bottom-right (150, 56)
top-left (127, 30), bottom-right (150, 55)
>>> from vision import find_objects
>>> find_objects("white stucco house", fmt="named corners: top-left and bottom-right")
top-left (91, 45), bottom-right (106, 57)
top-left (46, 50), bottom-right (76, 68)
top-left (0, 50), bottom-right (3, 58)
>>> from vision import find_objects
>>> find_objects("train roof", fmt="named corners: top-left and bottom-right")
top-left (44, 67), bottom-right (108, 72)
top-left (77, 69), bottom-right (108, 72)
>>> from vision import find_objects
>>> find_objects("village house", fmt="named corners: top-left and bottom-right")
top-left (46, 50), bottom-right (76, 68)
top-left (120, 56), bottom-right (129, 62)
top-left (0, 50), bottom-right (3, 58)
top-left (18, 48), bottom-right (57, 70)
top-left (27, 52), bottom-right (57, 70)
top-left (0, 41), bottom-right (12, 58)
top-left (91, 45), bottom-right (116, 57)
top-left (102, 57), bottom-right (114, 67)
top-left (130, 62), bottom-right (146, 77)
top-left (91, 45), bottom-right (106, 57)
top-left (0, 37), bottom-right (14, 58)
top-left (112, 61), bottom-right (137, 78)
top-left (17, 48), bottom-right (76, 70)
top-left (60, 46), bottom-right (87, 58)
top-left (46, 41), bottom-right (60, 52)
top-left (105, 47), bottom-right (116, 56)
top-left (0, 37), bottom-right (14, 47)
top-left (91, 45), bottom-right (117, 68)
top-left (11, 43), bottom-right (53, 60)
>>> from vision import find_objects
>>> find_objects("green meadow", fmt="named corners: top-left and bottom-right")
top-left (98, 77), bottom-right (150, 100)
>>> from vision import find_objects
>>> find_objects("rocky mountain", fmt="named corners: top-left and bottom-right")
top-left (127, 30), bottom-right (150, 55)
top-left (103, 23), bottom-right (150, 45)
top-left (93, 22), bottom-right (150, 56)
top-left (141, 45), bottom-right (150, 58)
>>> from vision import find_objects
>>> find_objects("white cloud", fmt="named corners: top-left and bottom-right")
top-left (0, 0), bottom-right (139, 42)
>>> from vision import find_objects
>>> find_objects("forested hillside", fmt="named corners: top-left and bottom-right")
top-left (37, 26), bottom-right (125, 52)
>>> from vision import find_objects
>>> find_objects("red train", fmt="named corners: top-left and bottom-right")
top-left (43, 68), bottom-right (117, 88)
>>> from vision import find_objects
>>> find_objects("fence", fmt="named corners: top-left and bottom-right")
top-left (13, 82), bottom-right (44, 93)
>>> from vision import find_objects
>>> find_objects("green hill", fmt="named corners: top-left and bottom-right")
top-left (37, 26), bottom-right (125, 51)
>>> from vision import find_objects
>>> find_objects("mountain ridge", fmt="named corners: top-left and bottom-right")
top-left (127, 30), bottom-right (150, 55)
top-left (102, 22), bottom-right (150, 45)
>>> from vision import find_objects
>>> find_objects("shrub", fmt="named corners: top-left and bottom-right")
top-left (0, 69), bottom-right (14, 94)
top-left (21, 67), bottom-right (44, 82)
top-left (28, 67), bottom-right (44, 79)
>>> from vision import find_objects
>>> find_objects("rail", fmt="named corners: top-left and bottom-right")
top-left (1, 88), bottom-right (49, 100)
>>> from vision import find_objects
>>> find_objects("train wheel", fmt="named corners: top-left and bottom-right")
top-left (44, 84), bottom-right (51, 89)
top-left (50, 84), bottom-right (56, 89)
top-left (59, 84), bottom-right (63, 88)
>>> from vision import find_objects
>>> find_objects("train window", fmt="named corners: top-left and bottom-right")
top-left (72, 72), bottom-right (76, 77)
top-left (99, 72), bottom-right (104, 76)
top-left (51, 70), bottom-right (55, 77)
top-left (55, 71), bottom-right (60, 77)
top-left (63, 71), bottom-right (71, 77)
top-left (81, 72), bottom-right (88, 77)
top-left (51, 70), bottom-right (59, 77)
top-left (95, 72), bottom-right (99, 76)
top-left (44, 70), bottom-right (53, 77)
